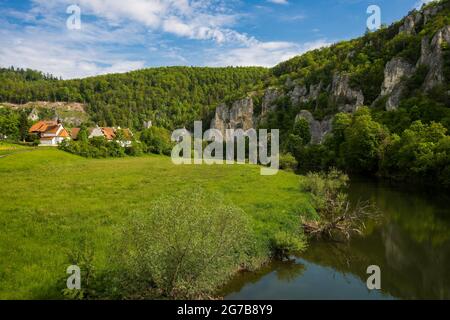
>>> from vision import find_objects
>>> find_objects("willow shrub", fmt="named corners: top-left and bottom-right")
top-left (111, 188), bottom-right (256, 299)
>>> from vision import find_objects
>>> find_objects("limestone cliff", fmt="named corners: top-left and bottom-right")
top-left (379, 57), bottom-right (415, 111)
top-left (210, 97), bottom-right (254, 137)
top-left (295, 110), bottom-right (333, 144)
top-left (330, 73), bottom-right (364, 113)
top-left (418, 26), bottom-right (450, 91)
top-left (261, 88), bottom-right (281, 115)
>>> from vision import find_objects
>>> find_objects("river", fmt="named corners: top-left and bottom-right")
top-left (222, 177), bottom-right (450, 300)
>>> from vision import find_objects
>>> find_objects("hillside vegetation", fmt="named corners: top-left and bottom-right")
top-left (0, 66), bottom-right (268, 129)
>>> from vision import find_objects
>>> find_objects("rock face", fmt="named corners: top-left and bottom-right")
top-left (261, 88), bottom-right (281, 115)
top-left (423, 4), bottom-right (444, 24)
top-left (27, 108), bottom-right (40, 121)
top-left (331, 73), bottom-right (364, 113)
top-left (2, 101), bottom-right (87, 125)
top-left (309, 82), bottom-right (323, 101)
top-left (289, 85), bottom-right (308, 105)
top-left (381, 57), bottom-right (415, 95)
top-left (418, 26), bottom-right (450, 91)
top-left (210, 97), bottom-right (254, 137)
top-left (295, 110), bottom-right (333, 144)
top-left (380, 57), bottom-right (415, 111)
top-left (399, 11), bottom-right (422, 35)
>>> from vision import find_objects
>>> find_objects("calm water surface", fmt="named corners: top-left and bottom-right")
top-left (223, 177), bottom-right (450, 300)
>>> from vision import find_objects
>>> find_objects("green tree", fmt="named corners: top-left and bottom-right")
top-left (140, 127), bottom-right (173, 155)
top-left (18, 112), bottom-right (30, 142)
top-left (340, 108), bottom-right (389, 173)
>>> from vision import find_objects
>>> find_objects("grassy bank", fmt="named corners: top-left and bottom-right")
top-left (0, 142), bottom-right (33, 156)
top-left (0, 148), bottom-right (313, 299)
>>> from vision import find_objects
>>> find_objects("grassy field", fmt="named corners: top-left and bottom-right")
top-left (0, 148), bottom-right (313, 299)
top-left (0, 142), bottom-right (34, 156)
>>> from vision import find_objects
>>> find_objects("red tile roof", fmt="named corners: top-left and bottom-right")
top-left (58, 128), bottom-right (70, 138)
top-left (122, 128), bottom-right (133, 140)
top-left (29, 120), bottom-right (57, 133)
top-left (70, 128), bottom-right (80, 139)
top-left (101, 127), bottom-right (116, 140)
top-left (45, 125), bottom-right (60, 134)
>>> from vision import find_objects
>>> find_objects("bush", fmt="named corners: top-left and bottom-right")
top-left (125, 141), bottom-right (144, 156)
top-left (59, 137), bottom-right (126, 158)
top-left (279, 153), bottom-right (298, 172)
top-left (270, 231), bottom-right (306, 260)
top-left (300, 169), bottom-right (349, 211)
top-left (140, 127), bottom-right (173, 156)
top-left (300, 169), bottom-right (377, 241)
top-left (111, 188), bottom-right (255, 299)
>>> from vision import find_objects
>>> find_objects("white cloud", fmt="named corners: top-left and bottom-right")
top-left (34, 0), bottom-right (249, 44)
top-left (0, 0), bottom-right (328, 78)
top-left (267, 0), bottom-right (289, 4)
top-left (209, 39), bottom-right (331, 67)
top-left (0, 19), bottom-right (146, 79)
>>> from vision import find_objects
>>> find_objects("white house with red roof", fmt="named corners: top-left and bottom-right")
top-left (70, 126), bottom-right (134, 147)
top-left (29, 120), bottom-right (71, 146)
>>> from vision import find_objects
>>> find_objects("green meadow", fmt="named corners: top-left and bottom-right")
top-left (0, 142), bottom-right (32, 156)
top-left (0, 147), bottom-right (313, 299)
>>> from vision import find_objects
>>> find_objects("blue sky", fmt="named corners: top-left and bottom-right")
top-left (0, 0), bottom-right (436, 79)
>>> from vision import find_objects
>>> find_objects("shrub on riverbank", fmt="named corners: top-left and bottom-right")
top-left (300, 169), bottom-right (377, 241)
top-left (94, 189), bottom-right (257, 299)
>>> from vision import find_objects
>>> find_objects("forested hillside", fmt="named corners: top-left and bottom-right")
top-left (0, 67), bottom-right (268, 129)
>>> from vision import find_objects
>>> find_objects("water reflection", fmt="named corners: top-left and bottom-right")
top-left (223, 177), bottom-right (450, 300)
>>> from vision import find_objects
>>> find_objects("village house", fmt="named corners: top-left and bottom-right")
top-left (70, 126), bottom-right (134, 147)
top-left (29, 120), bottom-right (70, 146)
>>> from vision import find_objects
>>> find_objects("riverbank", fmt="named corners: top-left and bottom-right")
top-left (221, 176), bottom-right (450, 300)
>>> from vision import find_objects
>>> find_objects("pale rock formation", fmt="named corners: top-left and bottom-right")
top-left (417, 26), bottom-right (450, 91)
top-left (399, 11), bottom-right (422, 35)
top-left (380, 57), bottom-right (415, 111)
top-left (295, 110), bottom-right (333, 144)
top-left (261, 88), bottom-right (281, 115)
top-left (289, 85), bottom-right (308, 105)
top-left (210, 97), bottom-right (254, 138)
top-left (331, 73), bottom-right (364, 113)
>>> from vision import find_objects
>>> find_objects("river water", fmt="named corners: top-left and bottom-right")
top-left (223, 177), bottom-right (450, 300)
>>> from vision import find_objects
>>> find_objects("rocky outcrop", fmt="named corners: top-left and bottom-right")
top-left (309, 82), bottom-right (323, 102)
top-left (399, 11), bottom-right (422, 35)
top-left (261, 88), bottom-right (281, 115)
top-left (27, 108), bottom-right (40, 121)
top-left (295, 110), bottom-right (333, 144)
top-left (2, 101), bottom-right (87, 125)
top-left (379, 57), bottom-right (415, 111)
top-left (331, 73), bottom-right (364, 113)
top-left (289, 85), bottom-right (308, 105)
top-left (423, 4), bottom-right (444, 25)
top-left (418, 26), bottom-right (450, 91)
top-left (210, 97), bottom-right (254, 137)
